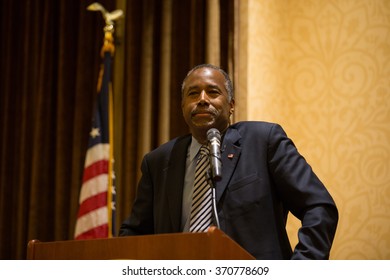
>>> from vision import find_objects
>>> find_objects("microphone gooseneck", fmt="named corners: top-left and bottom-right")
top-left (206, 128), bottom-right (222, 229)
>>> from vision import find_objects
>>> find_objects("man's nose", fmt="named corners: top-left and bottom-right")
top-left (199, 90), bottom-right (209, 103)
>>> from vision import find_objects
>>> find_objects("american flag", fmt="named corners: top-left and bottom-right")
top-left (74, 39), bottom-right (116, 239)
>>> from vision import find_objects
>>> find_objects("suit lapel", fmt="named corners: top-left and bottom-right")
top-left (165, 135), bottom-right (191, 231)
top-left (215, 127), bottom-right (241, 202)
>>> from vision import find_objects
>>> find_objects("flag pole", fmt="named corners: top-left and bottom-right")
top-left (88, 3), bottom-right (123, 238)
top-left (101, 30), bottom-right (115, 238)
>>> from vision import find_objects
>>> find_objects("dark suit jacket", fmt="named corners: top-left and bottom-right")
top-left (119, 121), bottom-right (338, 259)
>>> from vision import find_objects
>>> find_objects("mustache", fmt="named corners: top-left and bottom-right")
top-left (191, 106), bottom-right (218, 116)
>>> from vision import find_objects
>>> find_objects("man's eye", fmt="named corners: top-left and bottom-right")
top-left (188, 91), bottom-right (198, 96)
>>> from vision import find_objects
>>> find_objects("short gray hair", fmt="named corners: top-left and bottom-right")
top-left (181, 64), bottom-right (234, 102)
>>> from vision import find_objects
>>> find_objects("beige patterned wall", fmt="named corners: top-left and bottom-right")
top-left (237, 0), bottom-right (390, 259)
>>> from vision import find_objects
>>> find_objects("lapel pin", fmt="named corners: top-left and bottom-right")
top-left (228, 153), bottom-right (234, 159)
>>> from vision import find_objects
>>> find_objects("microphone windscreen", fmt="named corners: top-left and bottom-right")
top-left (207, 128), bottom-right (221, 141)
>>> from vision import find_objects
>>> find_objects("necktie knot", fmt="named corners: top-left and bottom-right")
top-left (198, 145), bottom-right (209, 161)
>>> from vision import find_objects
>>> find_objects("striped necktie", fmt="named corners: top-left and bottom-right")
top-left (189, 145), bottom-right (213, 232)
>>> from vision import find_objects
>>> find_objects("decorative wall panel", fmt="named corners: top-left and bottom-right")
top-left (244, 0), bottom-right (390, 259)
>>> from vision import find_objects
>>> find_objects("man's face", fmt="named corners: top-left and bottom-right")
top-left (181, 67), bottom-right (234, 137)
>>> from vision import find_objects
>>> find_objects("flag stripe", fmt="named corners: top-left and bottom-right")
top-left (78, 174), bottom-right (108, 204)
top-left (77, 192), bottom-right (107, 218)
top-left (74, 207), bottom-right (108, 238)
top-left (82, 159), bottom-right (108, 183)
top-left (84, 143), bottom-right (110, 167)
top-left (75, 224), bottom-right (108, 240)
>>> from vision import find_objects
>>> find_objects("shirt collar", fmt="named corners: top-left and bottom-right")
top-left (189, 136), bottom-right (203, 162)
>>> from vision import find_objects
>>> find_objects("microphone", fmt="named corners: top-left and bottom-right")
top-left (207, 128), bottom-right (222, 182)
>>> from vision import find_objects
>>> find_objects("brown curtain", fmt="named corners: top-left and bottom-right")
top-left (0, 0), bottom-right (235, 259)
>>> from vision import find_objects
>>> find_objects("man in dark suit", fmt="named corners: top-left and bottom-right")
top-left (119, 64), bottom-right (338, 259)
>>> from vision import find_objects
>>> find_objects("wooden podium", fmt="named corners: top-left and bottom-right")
top-left (27, 227), bottom-right (255, 260)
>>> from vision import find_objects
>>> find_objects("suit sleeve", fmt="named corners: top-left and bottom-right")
top-left (119, 155), bottom-right (155, 236)
top-left (268, 124), bottom-right (338, 259)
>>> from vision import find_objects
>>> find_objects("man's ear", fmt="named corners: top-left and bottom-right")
top-left (229, 99), bottom-right (235, 115)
